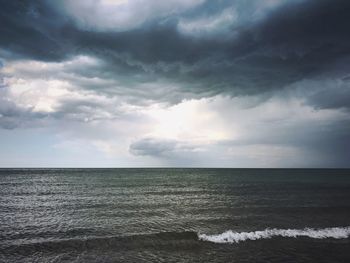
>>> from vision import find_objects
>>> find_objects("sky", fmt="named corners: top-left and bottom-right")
top-left (0, 0), bottom-right (350, 168)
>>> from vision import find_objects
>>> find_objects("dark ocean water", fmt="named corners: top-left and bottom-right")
top-left (0, 168), bottom-right (350, 262)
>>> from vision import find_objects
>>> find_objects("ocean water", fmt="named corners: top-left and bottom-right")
top-left (0, 168), bottom-right (349, 262)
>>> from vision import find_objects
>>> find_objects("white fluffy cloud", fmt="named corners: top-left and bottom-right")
top-left (1, 54), bottom-right (349, 167)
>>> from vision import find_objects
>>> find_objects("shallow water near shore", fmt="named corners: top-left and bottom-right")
top-left (1, 168), bottom-right (350, 262)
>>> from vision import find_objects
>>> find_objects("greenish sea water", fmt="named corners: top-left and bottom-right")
top-left (0, 168), bottom-right (350, 262)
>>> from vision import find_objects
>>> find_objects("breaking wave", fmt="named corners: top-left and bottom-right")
top-left (198, 226), bottom-right (350, 244)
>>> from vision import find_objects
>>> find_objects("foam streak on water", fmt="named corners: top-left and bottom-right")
top-left (198, 226), bottom-right (350, 244)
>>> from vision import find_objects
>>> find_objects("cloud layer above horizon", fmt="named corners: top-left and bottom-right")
top-left (0, 0), bottom-right (349, 167)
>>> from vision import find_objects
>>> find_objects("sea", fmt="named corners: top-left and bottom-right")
top-left (0, 168), bottom-right (349, 262)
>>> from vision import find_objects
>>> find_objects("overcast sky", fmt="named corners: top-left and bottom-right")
top-left (0, 0), bottom-right (349, 167)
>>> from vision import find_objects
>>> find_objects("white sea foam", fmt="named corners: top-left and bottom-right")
top-left (198, 226), bottom-right (350, 244)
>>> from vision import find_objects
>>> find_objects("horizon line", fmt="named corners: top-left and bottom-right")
top-left (0, 167), bottom-right (349, 169)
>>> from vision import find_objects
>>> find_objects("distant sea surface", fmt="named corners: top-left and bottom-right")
top-left (1, 168), bottom-right (350, 262)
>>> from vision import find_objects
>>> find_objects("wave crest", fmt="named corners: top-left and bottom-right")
top-left (198, 226), bottom-right (350, 244)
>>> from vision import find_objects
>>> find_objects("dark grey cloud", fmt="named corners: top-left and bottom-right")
top-left (305, 83), bottom-right (350, 111)
top-left (0, 0), bottom-right (76, 61)
top-left (0, 95), bottom-right (47, 129)
top-left (129, 138), bottom-right (197, 157)
top-left (1, 0), bottom-right (350, 167)
top-left (1, 0), bottom-right (349, 104)
top-left (129, 138), bottom-right (178, 157)
top-left (129, 138), bottom-right (205, 166)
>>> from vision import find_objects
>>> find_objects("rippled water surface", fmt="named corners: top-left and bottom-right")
top-left (0, 168), bottom-right (350, 262)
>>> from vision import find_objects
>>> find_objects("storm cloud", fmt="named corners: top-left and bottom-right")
top-left (0, 0), bottom-right (349, 167)
top-left (1, 0), bottom-right (350, 99)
